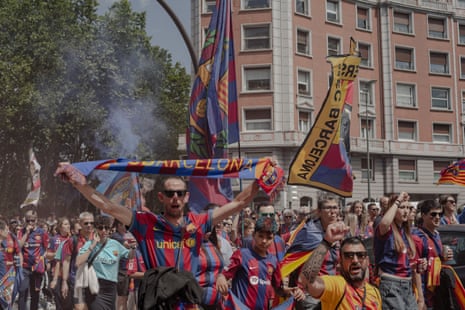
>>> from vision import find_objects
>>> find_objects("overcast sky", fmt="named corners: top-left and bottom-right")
top-left (98, 0), bottom-right (192, 72)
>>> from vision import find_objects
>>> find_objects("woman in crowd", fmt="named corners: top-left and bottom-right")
top-left (374, 192), bottom-right (424, 309)
top-left (439, 195), bottom-right (458, 225)
top-left (48, 217), bottom-right (71, 310)
top-left (76, 215), bottom-right (133, 310)
top-left (349, 200), bottom-right (368, 238)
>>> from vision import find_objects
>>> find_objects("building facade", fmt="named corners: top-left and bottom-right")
top-left (186, 0), bottom-right (465, 210)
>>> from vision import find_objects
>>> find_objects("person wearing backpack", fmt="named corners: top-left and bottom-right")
top-left (299, 223), bottom-right (382, 309)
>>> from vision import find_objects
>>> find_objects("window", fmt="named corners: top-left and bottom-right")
top-left (358, 43), bottom-right (371, 67)
top-left (243, 0), bottom-right (270, 9)
top-left (297, 69), bottom-right (311, 96)
top-left (429, 52), bottom-right (449, 74)
top-left (459, 24), bottom-right (465, 44)
top-left (326, 0), bottom-right (340, 23)
top-left (395, 47), bottom-right (414, 70)
top-left (398, 121), bottom-right (416, 141)
top-left (327, 37), bottom-right (341, 56)
top-left (393, 11), bottom-right (413, 34)
top-left (296, 0), bottom-right (309, 16)
top-left (428, 16), bottom-right (447, 39)
top-left (431, 87), bottom-right (451, 110)
top-left (299, 111), bottom-right (312, 132)
top-left (396, 83), bottom-right (416, 107)
top-left (433, 123), bottom-right (452, 143)
top-left (361, 118), bottom-right (374, 139)
top-left (297, 29), bottom-right (311, 55)
top-left (434, 161), bottom-right (450, 181)
top-left (203, 0), bottom-right (216, 13)
top-left (398, 159), bottom-right (417, 182)
top-left (243, 66), bottom-right (271, 91)
top-left (462, 90), bottom-right (465, 113)
top-left (459, 0), bottom-right (465, 8)
top-left (359, 81), bottom-right (373, 107)
top-left (361, 158), bottom-right (374, 181)
top-left (244, 109), bottom-right (272, 131)
top-left (461, 57), bottom-right (465, 79)
top-left (357, 6), bottom-right (370, 30)
top-left (242, 24), bottom-right (271, 50)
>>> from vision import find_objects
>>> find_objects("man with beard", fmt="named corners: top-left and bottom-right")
top-left (54, 163), bottom-right (259, 272)
top-left (284, 196), bottom-right (341, 310)
top-left (299, 222), bottom-right (382, 309)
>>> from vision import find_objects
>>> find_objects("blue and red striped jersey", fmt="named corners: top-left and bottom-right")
top-left (129, 209), bottom-right (212, 273)
top-left (374, 225), bottom-right (413, 277)
top-left (223, 247), bottom-right (278, 310)
top-left (18, 227), bottom-right (48, 269)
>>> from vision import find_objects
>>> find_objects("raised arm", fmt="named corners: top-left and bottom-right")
top-left (211, 181), bottom-right (259, 226)
top-left (298, 222), bottom-right (348, 298)
top-left (55, 163), bottom-right (133, 226)
top-left (378, 192), bottom-right (408, 236)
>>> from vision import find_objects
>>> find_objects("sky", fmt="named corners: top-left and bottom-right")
top-left (98, 0), bottom-right (192, 72)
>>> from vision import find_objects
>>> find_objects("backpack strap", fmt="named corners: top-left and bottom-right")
top-left (334, 285), bottom-right (346, 309)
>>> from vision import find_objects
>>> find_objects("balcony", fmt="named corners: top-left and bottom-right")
top-left (350, 137), bottom-right (465, 158)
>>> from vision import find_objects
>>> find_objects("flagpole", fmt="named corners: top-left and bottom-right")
top-left (156, 0), bottom-right (199, 73)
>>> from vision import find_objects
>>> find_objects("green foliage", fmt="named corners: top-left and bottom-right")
top-left (0, 0), bottom-right (191, 216)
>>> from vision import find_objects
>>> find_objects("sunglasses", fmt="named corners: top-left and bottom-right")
top-left (370, 208), bottom-right (380, 211)
top-left (83, 221), bottom-right (94, 226)
top-left (342, 251), bottom-right (368, 259)
top-left (260, 212), bottom-right (275, 218)
top-left (163, 190), bottom-right (187, 198)
top-left (96, 225), bottom-right (111, 231)
top-left (447, 200), bottom-right (456, 203)
top-left (429, 212), bottom-right (443, 218)
top-left (285, 215), bottom-right (293, 218)
top-left (26, 219), bottom-right (36, 223)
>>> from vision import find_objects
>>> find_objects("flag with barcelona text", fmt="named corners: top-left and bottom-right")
top-left (288, 40), bottom-right (361, 197)
top-left (187, 0), bottom-right (239, 212)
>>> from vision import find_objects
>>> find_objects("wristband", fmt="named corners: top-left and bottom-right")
top-left (394, 200), bottom-right (401, 206)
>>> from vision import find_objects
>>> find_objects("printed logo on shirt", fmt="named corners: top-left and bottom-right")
top-left (185, 223), bottom-right (196, 234)
top-left (35, 235), bottom-right (42, 241)
top-left (249, 276), bottom-right (270, 286)
top-left (155, 238), bottom-right (196, 249)
top-left (113, 250), bottom-right (119, 256)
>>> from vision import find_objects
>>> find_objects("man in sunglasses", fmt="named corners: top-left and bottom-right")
top-left (412, 199), bottom-right (453, 308)
top-left (17, 209), bottom-right (49, 310)
top-left (299, 223), bottom-right (381, 309)
top-left (55, 165), bottom-right (259, 295)
top-left (60, 211), bottom-right (95, 310)
top-left (284, 196), bottom-right (341, 310)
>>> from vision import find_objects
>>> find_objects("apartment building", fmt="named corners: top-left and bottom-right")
top-left (186, 0), bottom-right (465, 210)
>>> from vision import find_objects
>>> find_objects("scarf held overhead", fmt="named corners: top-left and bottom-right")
top-left (71, 158), bottom-right (284, 196)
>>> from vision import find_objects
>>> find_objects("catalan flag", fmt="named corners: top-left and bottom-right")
top-left (287, 38), bottom-right (361, 197)
top-left (187, 0), bottom-right (239, 212)
top-left (437, 159), bottom-right (465, 186)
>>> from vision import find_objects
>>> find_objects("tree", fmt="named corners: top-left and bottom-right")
top-left (0, 0), bottom-right (191, 216)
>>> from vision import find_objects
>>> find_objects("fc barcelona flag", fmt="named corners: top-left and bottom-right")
top-left (287, 38), bottom-right (361, 197)
top-left (187, 0), bottom-right (239, 212)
